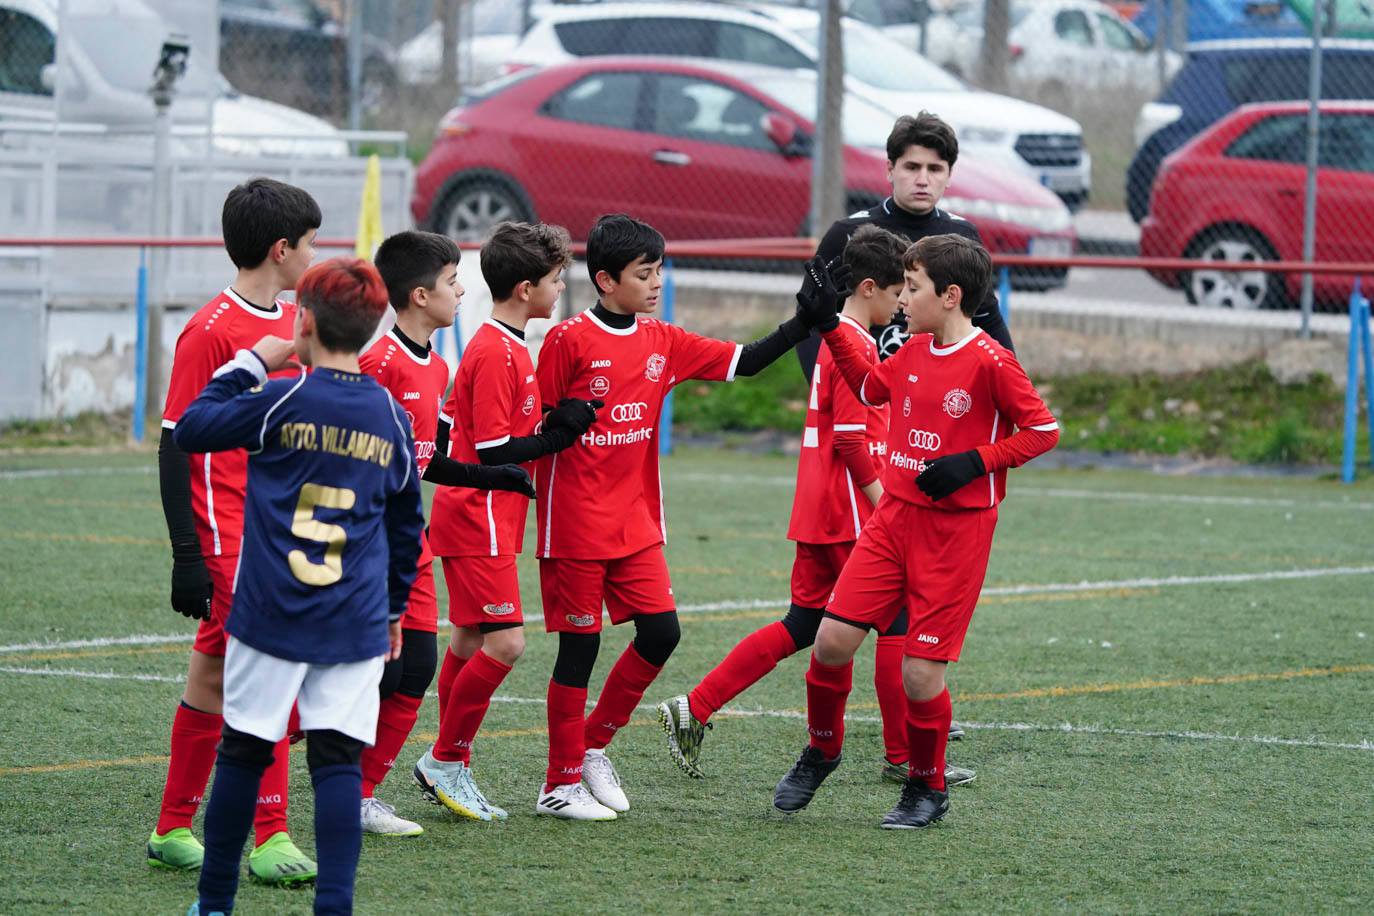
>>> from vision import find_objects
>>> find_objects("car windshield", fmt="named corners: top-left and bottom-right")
top-left (756, 77), bottom-right (896, 148)
top-left (68, 14), bottom-right (218, 98)
top-left (791, 19), bottom-right (965, 91)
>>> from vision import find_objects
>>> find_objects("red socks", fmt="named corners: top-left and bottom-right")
top-left (584, 643), bottom-right (662, 750)
top-left (805, 656), bottom-right (853, 759)
top-left (874, 635), bottom-right (909, 764)
top-left (361, 692), bottom-right (424, 796)
top-left (252, 736), bottom-right (291, 844)
top-left (906, 688), bottom-right (952, 791)
top-left (688, 621), bottom-right (797, 722)
top-left (156, 702), bottom-right (222, 834)
top-left (433, 650), bottom-right (512, 764)
top-left (545, 680), bottom-right (588, 788)
top-left (435, 649), bottom-right (466, 724)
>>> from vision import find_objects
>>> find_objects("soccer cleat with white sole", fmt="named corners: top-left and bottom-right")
top-left (534, 782), bottom-right (617, 820)
top-left (881, 760), bottom-right (977, 788)
top-left (657, 694), bottom-right (711, 778)
top-left (360, 797), bottom-right (424, 836)
top-left (413, 749), bottom-right (491, 821)
top-left (582, 748), bottom-right (629, 812)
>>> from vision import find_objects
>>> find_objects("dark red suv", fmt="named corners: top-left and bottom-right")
top-left (1140, 100), bottom-right (1374, 309)
top-left (411, 56), bottom-right (1075, 287)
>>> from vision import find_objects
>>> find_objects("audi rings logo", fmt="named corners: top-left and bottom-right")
top-left (907, 429), bottom-right (941, 450)
top-left (609, 402), bottom-right (648, 423)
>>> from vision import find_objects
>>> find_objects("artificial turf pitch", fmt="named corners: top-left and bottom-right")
top-left (1, 447), bottom-right (1371, 913)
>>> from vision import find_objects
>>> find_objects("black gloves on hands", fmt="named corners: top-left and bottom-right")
top-left (471, 463), bottom-right (537, 498)
top-left (915, 450), bottom-right (987, 502)
top-left (795, 255), bottom-right (853, 333)
top-left (171, 555), bottom-right (213, 621)
top-left (544, 398), bottom-right (604, 436)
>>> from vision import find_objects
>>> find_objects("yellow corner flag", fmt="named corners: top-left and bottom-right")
top-left (355, 153), bottom-right (384, 260)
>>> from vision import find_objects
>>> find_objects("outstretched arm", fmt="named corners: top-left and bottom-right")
top-left (423, 418), bottom-right (536, 496)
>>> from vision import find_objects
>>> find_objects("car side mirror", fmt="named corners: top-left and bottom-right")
top-left (764, 112), bottom-right (809, 157)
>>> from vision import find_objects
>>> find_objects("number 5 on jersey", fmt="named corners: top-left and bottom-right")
top-left (289, 483), bottom-right (356, 586)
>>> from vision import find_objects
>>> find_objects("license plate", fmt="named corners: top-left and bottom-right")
top-left (1029, 237), bottom-right (1072, 258)
top-left (1042, 172), bottom-right (1083, 192)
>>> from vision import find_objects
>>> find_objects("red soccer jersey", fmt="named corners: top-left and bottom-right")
top-left (428, 320), bottom-right (540, 558)
top-left (161, 288), bottom-right (296, 557)
top-left (787, 315), bottom-right (889, 544)
top-left (359, 328), bottom-right (450, 477)
top-left (856, 329), bottom-right (1058, 511)
top-left (535, 310), bottom-right (741, 560)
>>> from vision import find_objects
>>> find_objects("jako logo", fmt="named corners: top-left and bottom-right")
top-left (808, 727), bottom-right (834, 738)
top-left (645, 353), bottom-right (666, 381)
top-left (917, 633), bottom-right (939, 644)
top-left (943, 388), bottom-right (972, 418)
top-left (591, 359), bottom-right (611, 368)
top-left (590, 375), bottom-right (611, 397)
top-left (521, 394), bottom-right (535, 415)
top-left (256, 794), bottom-right (283, 804)
top-left (610, 402), bottom-right (648, 422)
top-left (402, 391), bottom-right (420, 400)
top-left (907, 429), bottom-right (941, 450)
top-left (565, 613), bottom-right (596, 627)
top-left (484, 602), bottom-right (516, 616)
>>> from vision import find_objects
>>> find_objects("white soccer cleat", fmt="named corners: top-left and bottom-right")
top-left (534, 782), bottom-right (617, 821)
top-left (360, 797), bottom-right (423, 836)
top-left (582, 748), bottom-right (630, 812)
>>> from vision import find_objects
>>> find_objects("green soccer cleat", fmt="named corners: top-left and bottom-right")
top-left (881, 760), bottom-right (977, 787)
top-left (656, 694), bottom-right (712, 779)
top-left (148, 827), bottom-right (204, 872)
top-left (247, 832), bottom-right (317, 886)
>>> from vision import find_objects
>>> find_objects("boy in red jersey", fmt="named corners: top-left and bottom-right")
top-left (533, 213), bottom-right (818, 821)
top-left (357, 230), bottom-right (535, 836)
top-left (414, 221), bottom-right (601, 822)
top-left (773, 234), bottom-right (1059, 829)
top-left (150, 178), bottom-right (319, 883)
top-left (658, 225), bottom-right (925, 779)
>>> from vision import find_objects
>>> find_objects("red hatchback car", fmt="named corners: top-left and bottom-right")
top-left (1141, 100), bottom-right (1374, 309)
top-left (411, 56), bottom-right (1076, 288)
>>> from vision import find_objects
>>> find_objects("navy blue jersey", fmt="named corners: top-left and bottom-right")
top-left (175, 350), bottom-right (425, 664)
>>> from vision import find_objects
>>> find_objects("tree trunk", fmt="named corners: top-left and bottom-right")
top-left (439, 0), bottom-right (459, 88)
top-left (979, 0), bottom-right (1011, 93)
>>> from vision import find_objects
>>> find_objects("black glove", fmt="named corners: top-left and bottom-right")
top-left (170, 555), bottom-right (213, 621)
top-left (915, 450), bottom-right (986, 502)
top-left (795, 255), bottom-right (853, 333)
top-left (471, 463), bottom-right (536, 498)
top-left (544, 397), bottom-right (603, 435)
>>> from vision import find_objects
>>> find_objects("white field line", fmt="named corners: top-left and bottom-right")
top-left (0, 664), bottom-right (1367, 754)
top-left (671, 471), bottom-right (1374, 512)
top-left (5, 563), bottom-right (1373, 654)
top-left (0, 466), bottom-right (155, 481)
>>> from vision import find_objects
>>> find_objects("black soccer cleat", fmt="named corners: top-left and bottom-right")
top-left (880, 777), bottom-right (949, 830)
top-left (773, 745), bottom-right (841, 813)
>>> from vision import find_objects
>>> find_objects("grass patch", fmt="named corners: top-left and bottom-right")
top-left (0, 410), bottom-right (138, 450)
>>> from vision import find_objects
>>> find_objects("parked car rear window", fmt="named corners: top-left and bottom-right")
top-left (543, 71), bottom-right (642, 130)
top-left (650, 74), bottom-right (774, 151)
top-left (1220, 52), bottom-right (1374, 105)
top-left (1225, 111), bottom-right (1374, 172)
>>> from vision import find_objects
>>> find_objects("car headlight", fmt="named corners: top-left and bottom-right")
top-left (942, 195), bottom-right (1073, 233)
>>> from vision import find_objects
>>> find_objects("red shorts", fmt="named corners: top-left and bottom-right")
top-left (400, 560), bottom-right (439, 633)
top-left (441, 555), bottom-right (524, 628)
top-left (539, 545), bottom-right (675, 634)
top-left (790, 541), bottom-right (855, 608)
top-left (827, 497), bottom-right (997, 662)
top-left (192, 552), bottom-right (239, 656)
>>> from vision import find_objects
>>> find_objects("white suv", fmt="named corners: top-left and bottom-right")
top-left (504, 1), bottom-right (1091, 209)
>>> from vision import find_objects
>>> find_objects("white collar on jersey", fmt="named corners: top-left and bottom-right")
top-left (223, 286), bottom-right (284, 318)
top-left (928, 327), bottom-right (982, 356)
top-left (837, 314), bottom-right (868, 335)
top-left (385, 327), bottom-right (432, 365)
top-left (485, 317), bottom-right (528, 346)
top-left (584, 308), bottom-right (638, 336)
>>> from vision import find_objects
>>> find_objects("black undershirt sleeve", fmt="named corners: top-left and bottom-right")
top-left (734, 316), bottom-right (810, 378)
top-left (158, 427), bottom-right (202, 564)
top-left (422, 417), bottom-right (578, 481)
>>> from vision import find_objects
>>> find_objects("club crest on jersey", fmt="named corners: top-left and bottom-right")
top-left (645, 353), bottom-right (666, 382)
top-left (903, 396), bottom-right (911, 418)
top-left (484, 602), bottom-right (516, 617)
top-left (943, 388), bottom-right (972, 418)
top-left (565, 613), bottom-right (596, 627)
top-left (521, 394), bottom-right (536, 415)
top-left (590, 375), bottom-right (611, 398)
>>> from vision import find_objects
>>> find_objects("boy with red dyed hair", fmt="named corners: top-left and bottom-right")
top-left (774, 234), bottom-right (1058, 829)
top-left (176, 257), bottom-right (425, 915)
top-left (356, 230), bottom-right (534, 836)
top-left (413, 220), bottom-right (599, 821)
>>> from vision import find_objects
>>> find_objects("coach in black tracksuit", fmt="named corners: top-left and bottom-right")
top-left (797, 111), bottom-right (1014, 380)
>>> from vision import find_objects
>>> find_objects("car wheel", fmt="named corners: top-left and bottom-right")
top-left (429, 174), bottom-right (534, 243)
top-left (1184, 226), bottom-right (1285, 310)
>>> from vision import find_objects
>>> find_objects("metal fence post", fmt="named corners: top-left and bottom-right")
top-left (1299, 0), bottom-right (1325, 338)
top-left (1340, 279), bottom-right (1370, 483)
top-left (660, 258), bottom-right (675, 456)
top-left (998, 265), bottom-right (1011, 324)
top-left (133, 247), bottom-right (149, 443)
